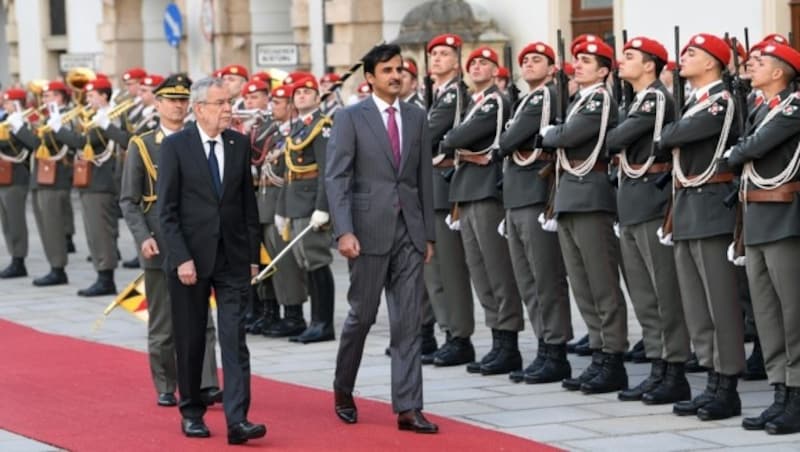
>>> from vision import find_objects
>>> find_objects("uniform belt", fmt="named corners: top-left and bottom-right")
top-left (434, 158), bottom-right (455, 168)
top-left (628, 162), bottom-right (672, 174)
top-left (516, 150), bottom-right (555, 161)
top-left (742, 181), bottom-right (800, 203)
top-left (289, 169), bottom-right (319, 181)
top-left (459, 153), bottom-right (491, 166)
top-left (675, 172), bottom-right (734, 189)
top-left (567, 159), bottom-right (608, 173)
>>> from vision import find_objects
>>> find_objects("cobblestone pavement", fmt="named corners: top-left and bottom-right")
top-left (1, 196), bottom-right (797, 451)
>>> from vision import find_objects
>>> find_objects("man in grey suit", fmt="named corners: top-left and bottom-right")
top-left (327, 44), bottom-right (438, 433)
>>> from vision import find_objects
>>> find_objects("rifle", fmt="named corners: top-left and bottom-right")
top-left (538, 31), bottom-right (568, 220)
top-left (744, 27), bottom-right (750, 53)
top-left (442, 43), bottom-right (464, 182)
top-left (503, 43), bottom-right (520, 105)
top-left (423, 41), bottom-right (434, 111)
top-left (656, 26), bottom-right (684, 191)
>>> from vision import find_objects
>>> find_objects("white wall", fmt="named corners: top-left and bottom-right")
top-left (141, 0), bottom-right (175, 76)
top-left (250, 0), bottom-right (293, 71)
top-left (185, 0), bottom-right (210, 80)
top-left (15, 0), bottom-right (45, 82)
top-left (470, 0), bottom-right (551, 61)
top-left (66, 0), bottom-right (103, 54)
top-left (382, 0), bottom-right (427, 42)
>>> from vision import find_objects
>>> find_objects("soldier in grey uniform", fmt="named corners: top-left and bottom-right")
top-left (606, 36), bottom-right (692, 404)
top-left (658, 33), bottom-right (744, 421)
top-left (498, 42), bottom-right (572, 384)
top-left (726, 42), bottom-right (800, 434)
top-left (119, 74), bottom-right (221, 407)
top-left (0, 89), bottom-right (32, 278)
top-left (276, 74), bottom-right (336, 344)
top-left (54, 78), bottom-right (130, 296)
top-left (443, 46), bottom-right (523, 376)
top-left (400, 58), bottom-right (425, 110)
top-left (424, 34), bottom-right (476, 367)
top-left (541, 39), bottom-right (627, 394)
top-left (129, 74), bottom-right (162, 140)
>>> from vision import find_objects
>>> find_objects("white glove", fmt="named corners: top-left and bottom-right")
top-left (445, 213), bottom-right (461, 231)
top-left (613, 222), bottom-right (620, 238)
top-left (93, 109), bottom-right (111, 130)
top-left (727, 242), bottom-right (747, 266)
top-left (539, 124), bottom-right (555, 137)
top-left (6, 112), bottom-right (24, 133)
top-left (722, 148), bottom-right (732, 159)
top-left (538, 212), bottom-right (558, 232)
top-left (309, 209), bottom-right (330, 230)
top-left (274, 214), bottom-right (287, 232)
top-left (46, 115), bottom-right (62, 133)
top-left (497, 219), bottom-right (506, 238)
top-left (656, 226), bottom-right (673, 246)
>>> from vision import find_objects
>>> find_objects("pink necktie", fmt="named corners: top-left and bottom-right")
top-left (386, 106), bottom-right (401, 169)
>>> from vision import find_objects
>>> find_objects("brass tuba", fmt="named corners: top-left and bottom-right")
top-left (65, 67), bottom-right (97, 104)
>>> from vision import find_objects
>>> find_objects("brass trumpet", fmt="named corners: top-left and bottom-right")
top-left (0, 104), bottom-right (47, 128)
top-left (37, 104), bottom-right (93, 134)
top-left (80, 98), bottom-right (137, 130)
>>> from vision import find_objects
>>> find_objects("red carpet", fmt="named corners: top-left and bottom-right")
top-left (0, 319), bottom-right (557, 451)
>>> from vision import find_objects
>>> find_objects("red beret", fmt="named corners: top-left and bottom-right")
top-left (518, 42), bottom-right (556, 66)
top-left (665, 61), bottom-right (677, 71)
top-left (242, 79), bottom-right (269, 97)
top-left (572, 40), bottom-right (614, 61)
top-left (466, 46), bottom-right (499, 70)
top-left (85, 77), bottom-right (112, 92)
top-left (292, 74), bottom-right (319, 93)
top-left (762, 33), bottom-right (789, 46)
top-left (142, 74), bottom-right (164, 88)
top-left (220, 64), bottom-right (249, 80)
top-left (95, 72), bottom-right (109, 81)
top-left (2, 89), bottom-right (26, 102)
top-left (761, 43), bottom-right (800, 73)
top-left (724, 37), bottom-right (747, 62)
top-left (320, 73), bottom-right (341, 83)
top-left (402, 60), bottom-right (418, 77)
top-left (562, 62), bottom-right (575, 76)
top-left (427, 34), bottom-right (462, 53)
top-left (212, 69), bottom-right (223, 78)
top-left (271, 85), bottom-right (293, 99)
top-left (250, 71), bottom-right (272, 83)
top-left (122, 67), bottom-right (146, 81)
top-left (571, 34), bottom-right (602, 56)
top-left (357, 82), bottom-right (372, 94)
top-left (496, 66), bottom-right (509, 79)
top-left (44, 80), bottom-right (68, 94)
top-left (681, 33), bottom-right (730, 67)
top-left (282, 71), bottom-right (306, 86)
top-left (624, 36), bottom-right (668, 63)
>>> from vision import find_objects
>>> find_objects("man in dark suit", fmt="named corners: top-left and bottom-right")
top-left (327, 44), bottom-right (438, 433)
top-left (157, 77), bottom-right (265, 444)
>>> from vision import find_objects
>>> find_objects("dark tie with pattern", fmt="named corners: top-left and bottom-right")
top-left (386, 106), bottom-right (401, 169)
top-left (207, 140), bottom-right (222, 197)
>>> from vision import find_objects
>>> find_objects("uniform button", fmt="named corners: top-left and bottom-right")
top-left (697, 188), bottom-right (702, 193)
top-left (643, 176), bottom-right (648, 183)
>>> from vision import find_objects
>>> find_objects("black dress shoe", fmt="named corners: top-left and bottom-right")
top-left (290, 322), bottom-right (334, 344)
top-left (0, 258), bottom-right (27, 278)
top-left (228, 421), bottom-right (267, 445)
top-left (200, 387), bottom-right (223, 406)
top-left (122, 257), bottom-right (140, 269)
top-left (743, 383), bottom-right (786, 430)
top-left (181, 418), bottom-right (210, 438)
top-left (33, 269), bottom-right (68, 287)
top-left (567, 334), bottom-right (589, 354)
top-left (77, 279), bottom-right (117, 297)
top-left (157, 392), bottom-right (177, 406)
top-left (433, 337), bottom-right (475, 367)
top-left (397, 409), bottom-right (438, 434)
top-left (264, 316), bottom-right (307, 337)
top-left (334, 390), bottom-right (357, 424)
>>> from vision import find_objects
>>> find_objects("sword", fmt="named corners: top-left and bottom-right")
top-left (250, 222), bottom-right (315, 285)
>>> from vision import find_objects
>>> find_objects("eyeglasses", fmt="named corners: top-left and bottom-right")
top-left (199, 98), bottom-right (235, 107)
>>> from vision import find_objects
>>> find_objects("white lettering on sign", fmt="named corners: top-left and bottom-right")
top-left (256, 44), bottom-right (299, 67)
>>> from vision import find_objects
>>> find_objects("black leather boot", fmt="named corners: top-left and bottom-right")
top-left (619, 359), bottom-right (665, 401)
top-left (743, 383), bottom-right (787, 430)
top-left (33, 267), bottom-right (68, 286)
top-left (674, 371), bottom-right (719, 416)
top-left (77, 270), bottom-right (117, 297)
top-left (624, 339), bottom-right (649, 363)
top-left (581, 352), bottom-right (628, 394)
top-left (563, 350), bottom-right (602, 391)
top-left (480, 330), bottom-right (522, 375)
top-left (0, 257), bottom-right (27, 278)
top-left (433, 336), bottom-right (475, 367)
top-left (567, 334), bottom-right (589, 354)
top-left (526, 343), bottom-right (571, 384)
top-left (697, 373), bottom-right (741, 420)
top-left (257, 298), bottom-right (280, 335)
top-left (642, 361), bottom-right (692, 405)
top-left (265, 304), bottom-right (306, 337)
top-left (766, 386), bottom-right (800, 435)
top-left (511, 338), bottom-right (546, 383)
top-left (685, 352), bottom-right (710, 373)
top-left (423, 331), bottom-right (450, 365)
top-left (743, 337), bottom-right (767, 380)
top-left (291, 266), bottom-right (335, 344)
top-left (467, 329), bottom-right (500, 374)
top-left (421, 322), bottom-right (438, 356)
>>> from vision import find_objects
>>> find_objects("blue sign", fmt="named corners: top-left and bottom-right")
top-left (163, 3), bottom-right (183, 48)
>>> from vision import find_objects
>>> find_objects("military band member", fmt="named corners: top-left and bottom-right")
top-left (725, 43), bottom-right (800, 434)
top-left (257, 84), bottom-right (309, 338)
top-left (53, 77), bottom-right (131, 296)
top-left (400, 59), bottom-right (425, 110)
top-left (320, 73), bottom-right (343, 118)
top-left (129, 74), bottom-right (163, 136)
top-left (119, 74), bottom-right (222, 407)
top-left (423, 34), bottom-right (476, 368)
top-left (0, 89), bottom-right (32, 278)
top-left (275, 74), bottom-right (336, 344)
top-left (606, 37), bottom-right (692, 404)
top-left (658, 33), bottom-right (745, 421)
top-left (541, 39), bottom-right (627, 394)
top-left (498, 42), bottom-right (573, 384)
top-left (442, 46), bottom-right (522, 376)
top-left (220, 64), bottom-right (249, 111)
top-left (119, 67), bottom-right (146, 124)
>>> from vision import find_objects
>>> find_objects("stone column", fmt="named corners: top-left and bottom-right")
top-left (98, 0), bottom-right (144, 81)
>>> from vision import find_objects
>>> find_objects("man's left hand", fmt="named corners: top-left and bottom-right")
top-left (424, 242), bottom-right (434, 264)
top-left (309, 210), bottom-right (330, 230)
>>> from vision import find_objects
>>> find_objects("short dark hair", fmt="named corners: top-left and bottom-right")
top-left (641, 53), bottom-right (666, 78)
top-left (363, 44), bottom-right (402, 76)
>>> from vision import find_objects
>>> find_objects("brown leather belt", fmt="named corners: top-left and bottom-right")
top-left (289, 169), bottom-right (319, 181)
top-left (459, 153), bottom-right (491, 166)
top-left (434, 158), bottom-right (455, 168)
top-left (675, 172), bottom-right (733, 189)
top-left (627, 162), bottom-right (672, 174)
top-left (516, 150), bottom-right (555, 161)
top-left (742, 181), bottom-right (800, 203)
top-left (567, 159), bottom-right (608, 173)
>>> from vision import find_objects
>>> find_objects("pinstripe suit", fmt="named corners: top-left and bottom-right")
top-left (327, 96), bottom-right (435, 413)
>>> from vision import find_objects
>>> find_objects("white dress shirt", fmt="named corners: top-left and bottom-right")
top-left (197, 125), bottom-right (225, 182)
top-left (372, 93), bottom-right (403, 152)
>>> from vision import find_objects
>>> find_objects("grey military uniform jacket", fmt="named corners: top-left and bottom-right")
top-left (277, 110), bottom-right (331, 219)
top-left (253, 119), bottom-right (288, 224)
top-left (444, 85), bottom-right (510, 203)
top-left (428, 78), bottom-right (468, 210)
top-left (727, 86), bottom-right (800, 246)
top-left (55, 118), bottom-right (131, 194)
top-left (497, 82), bottom-right (557, 209)
top-left (659, 82), bottom-right (739, 240)
top-left (606, 79), bottom-right (675, 226)
top-left (14, 114), bottom-right (74, 190)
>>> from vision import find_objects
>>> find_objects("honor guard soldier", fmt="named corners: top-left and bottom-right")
top-left (130, 74), bottom-right (163, 136)
top-left (442, 46), bottom-right (524, 376)
top-left (726, 43), bottom-right (800, 434)
top-left (541, 38), bottom-right (628, 394)
top-left (275, 73), bottom-right (336, 343)
top-left (15, 81), bottom-right (75, 286)
top-left (424, 34), bottom-right (476, 367)
top-left (495, 66), bottom-right (510, 96)
top-left (497, 42), bottom-right (573, 384)
top-left (400, 59), bottom-right (425, 109)
top-left (0, 88), bottom-right (32, 277)
top-left (658, 33), bottom-right (745, 421)
top-left (257, 84), bottom-right (309, 338)
top-left (119, 74), bottom-right (222, 408)
top-left (320, 73), bottom-right (343, 118)
top-left (220, 64), bottom-right (249, 111)
top-left (54, 77), bottom-right (132, 296)
top-left (607, 36), bottom-right (692, 404)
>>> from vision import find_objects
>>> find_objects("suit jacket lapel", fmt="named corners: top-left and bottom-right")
top-left (188, 124), bottom-right (219, 199)
top-left (362, 98), bottom-right (396, 169)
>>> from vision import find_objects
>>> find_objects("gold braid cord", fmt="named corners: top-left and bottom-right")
top-left (130, 135), bottom-right (158, 212)
top-left (284, 116), bottom-right (332, 179)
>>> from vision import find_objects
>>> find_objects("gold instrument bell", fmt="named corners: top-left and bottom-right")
top-left (65, 67), bottom-right (97, 104)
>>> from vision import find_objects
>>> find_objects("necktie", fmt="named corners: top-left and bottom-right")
top-left (386, 106), bottom-right (401, 169)
top-left (207, 140), bottom-right (222, 197)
